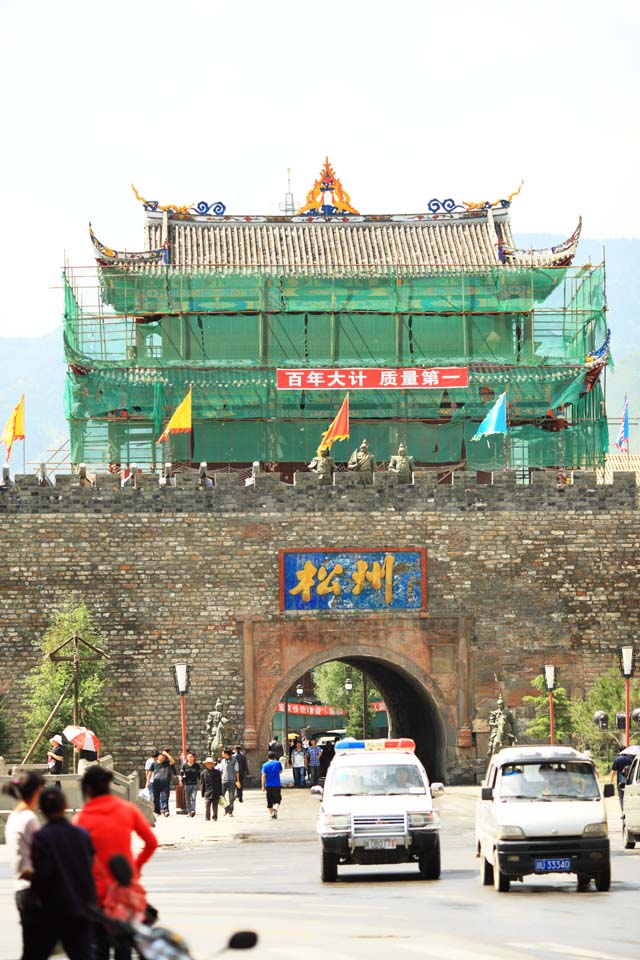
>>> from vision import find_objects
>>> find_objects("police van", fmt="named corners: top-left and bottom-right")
top-left (314, 738), bottom-right (443, 883)
top-left (476, 745), bottom-right (614, 892)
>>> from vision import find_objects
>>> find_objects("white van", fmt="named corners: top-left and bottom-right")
top-left (314, 738), bottom-right (443, 883)
top-left (622, 754), bottom-right (640, 848)
top-left (476, 746), bottom-right (614, 892)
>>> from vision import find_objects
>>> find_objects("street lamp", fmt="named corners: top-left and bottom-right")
top-left (620, 646), bottom-right (635, 748)
top-left (344, 676), bottom-right (353, 693)
top-left (173, 662), bottom-right (190, 816)
top-left (296, 682), bottom-right (304, 697)
top-left (544, 664), bottom-right (556, 745)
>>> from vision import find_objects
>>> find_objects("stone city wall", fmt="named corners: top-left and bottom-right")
top-left (0, 470), bottom-right (638, 779)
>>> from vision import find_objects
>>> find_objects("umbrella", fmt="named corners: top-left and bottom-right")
top-left (621, 745), bottom-right (640, 756)
top-left (63, 725), bottom-right (101, 753)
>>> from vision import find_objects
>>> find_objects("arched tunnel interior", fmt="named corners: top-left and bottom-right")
top-left (339, 656), bottom-right (446, 783)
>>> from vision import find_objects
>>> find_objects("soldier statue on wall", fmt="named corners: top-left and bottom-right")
top-left (347, 439), bottom-right (376, 482)
top-left (307, 447), bottom-right (336, 482)
top-left (206, 698), bottom-right (229, 757)
top-left (387, 442), bottom-right (415, 483)
top-left (486, 694), bottom-right (517, 759)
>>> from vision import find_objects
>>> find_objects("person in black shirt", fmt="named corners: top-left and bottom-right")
top-left (201, 758), bottom-right (223, 822)
top-left (234, 746), bottom-right (250, 802)
top-left (152, 750), bottom-right (176, 817)
top-left (180, 751), bottom-right (201, 817)
top-left (29, 786), bottom-right (96, 960)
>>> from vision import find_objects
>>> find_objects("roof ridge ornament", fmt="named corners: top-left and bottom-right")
top-left (131, 185), bottom-right (226, 218)
top-left (462, 181), bottom-right (524, 211)
top-left (296, 157), bottom-right (359, 217)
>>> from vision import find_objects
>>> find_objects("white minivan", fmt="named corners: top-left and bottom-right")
top-left (622, 754), bottom-right (640, 849)
top-left (476, 745), bottom-right (614, 892)
top-left (314, 738), bottom-right (443, 882)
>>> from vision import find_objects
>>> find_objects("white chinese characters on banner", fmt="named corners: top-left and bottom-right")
top-left (276, 367), bottom-right (468, 390)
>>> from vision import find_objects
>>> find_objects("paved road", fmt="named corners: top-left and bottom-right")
top-left (1, 787), bottom-right (639, 959)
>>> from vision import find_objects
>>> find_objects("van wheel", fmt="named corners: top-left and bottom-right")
top-left (480, 853), bottom-right (494, 886)
top-left (419, 836), bottom-right (441, 880)
top-left (321, 850), bottom-right (338, 883)
top-left (493, 852), bottom-right (510, 892)
top-left (594, 867), bottom-right (611, 892)
top-left (623, 822), bottom-right (636, 849)
top-left (576, 873), bottom-right (591, 892)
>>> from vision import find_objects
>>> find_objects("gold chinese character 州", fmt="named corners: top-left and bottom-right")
top-left (351, 554), bottom-right (395, 604)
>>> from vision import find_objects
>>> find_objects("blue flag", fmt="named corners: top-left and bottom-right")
top-left (615, 396), bottom-right (629, 452)
top-left (470, 392), bottom-right (508, 442)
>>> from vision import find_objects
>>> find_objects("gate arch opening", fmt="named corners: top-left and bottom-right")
top-left (261, 650), bottom-right (447, 783)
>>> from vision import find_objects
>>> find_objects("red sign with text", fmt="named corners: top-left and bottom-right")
top-left (276, 367), bottom-right (468, 390)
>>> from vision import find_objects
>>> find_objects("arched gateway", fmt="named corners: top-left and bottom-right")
top-left (239, 615), bottom-right (475, 783)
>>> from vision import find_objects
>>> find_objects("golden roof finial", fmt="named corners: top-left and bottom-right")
top-left (296, 158), bottom-right (359, 217)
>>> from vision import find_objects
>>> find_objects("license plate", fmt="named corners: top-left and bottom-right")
top-left (364, 839), bottom-right (396, 850)
top-left (534, 858), bottom-right (572, 873)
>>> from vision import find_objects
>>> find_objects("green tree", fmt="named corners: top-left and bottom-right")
top-left (569, 662), bottom-right (640, 772)
top-left (313, 661), bottom-right (381, 740)
top-left (522, 675), bottom-right (573, 743)
top-left (0, 696), bottom-right (10, 756)
top-left (22, 600), bottom-right (112, 760)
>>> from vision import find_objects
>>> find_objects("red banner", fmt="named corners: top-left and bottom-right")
top-left (276, 703), bottom-right (346, 716)
top-left (277, 367), bottom-right (468, 390)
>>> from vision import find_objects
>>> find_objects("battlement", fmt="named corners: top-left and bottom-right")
top-left (0, 470), bottom-right (636, 515)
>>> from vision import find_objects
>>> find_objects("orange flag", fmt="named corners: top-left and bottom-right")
top-left (1, 395), bottom-right (25, 462)
top-left (317, 394), bottom-right (349, 455)
top-left (157, 387), bottom-right (192, 443)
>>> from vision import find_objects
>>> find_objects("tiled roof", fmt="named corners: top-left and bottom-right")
top-left (91, 207), bottom-right (582, 276)
top-left (597, 453), bottom-right (640, 484)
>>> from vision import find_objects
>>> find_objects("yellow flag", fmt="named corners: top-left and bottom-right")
top-left (157, 388), bottom-right (192, 443)
top-left (1, 395), bottom-right (25, 462)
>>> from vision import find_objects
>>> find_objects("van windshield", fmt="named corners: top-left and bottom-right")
top-left (331, 763), bottom-right (426, 796)
top-left (499, 761), bottom-right (599, 801)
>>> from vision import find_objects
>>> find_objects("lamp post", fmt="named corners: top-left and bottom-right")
top-left (544, 664), bottom-right (555, 745)
top-left (362, 673), bottom-right (368, 740)
top-left (620, 646), bottom-right (635, 748)
top-left (344, 676), bottom-right (353, 693)
top-left (173, 662), bottom-right (190, 815)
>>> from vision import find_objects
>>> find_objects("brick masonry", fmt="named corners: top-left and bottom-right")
top-left (0, 469), bottom-right (638, 782)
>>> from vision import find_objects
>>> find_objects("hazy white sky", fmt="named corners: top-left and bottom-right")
top-left (1, 0), bottom-right (638, 337)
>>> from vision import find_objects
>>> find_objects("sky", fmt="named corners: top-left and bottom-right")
top-left (0, 0), bottom-right (638, 337)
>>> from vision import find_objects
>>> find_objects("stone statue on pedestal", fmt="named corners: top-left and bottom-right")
top-left (206, 698), bottom-right (229, 757)
top-left (486, 694), bottom-right (517, 759)
top-left (388, 443), bottom-right (415, 483)
top-left (307, 448), bottom-right (336, 482)
top-left (347, 439), bottom-right (376, 482)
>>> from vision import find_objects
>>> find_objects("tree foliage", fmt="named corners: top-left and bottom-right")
top-left (522, 675), bottom-right (573, 743)
top-left (22, 600), bottom-right (112, 760)
top-left (569, 662), bottom-right (640, 770)
top-left (0, 697), bottom-right (10, 756)
top-left (313, 661), bottom-right (381, 740)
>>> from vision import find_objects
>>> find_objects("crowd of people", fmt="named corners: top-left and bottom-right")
top-left (268, 734), bottom-right (336, 787)
top-left (144, 744), bottom-right (250, 820)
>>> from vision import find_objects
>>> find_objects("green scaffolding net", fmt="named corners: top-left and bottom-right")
top-left (63, 264), bottom-right (609, 470)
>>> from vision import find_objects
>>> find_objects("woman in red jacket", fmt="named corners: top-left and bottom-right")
top-left (74, 765), bottom-right (158, 960)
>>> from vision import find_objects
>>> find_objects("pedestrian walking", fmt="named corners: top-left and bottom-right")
top-left (306, 737), bottom-right (322, 787)
top-left (268, 735), bottom-right (284, 761)
top-left (220, 747), bottom-right (240, 816)
top-left (29, 786), bottom-right (96, 960)
top-left (144, 750), bottom-right (159, 807)
top-left (319, 740), bottom-right (335, 779)
top-left (180, 751), bottom-right (201, 817)
top-left (46, 735), bottom-right (64, 786)
top-left (611, 749), bottom-right (632, 809)
top-left (151, 748), bottom-right (176, 817)
top-left (291, 740), bottom-right (307, 788)
top-left (74, 765), bottom-right (158, 960)
top-left (234, 745), bottom-right (250, 802)
top-left (3, 771), bottom-right (45, 960)
top-left (261, 751), bottom-right (283, 819)
top-left (201, 757), bottom-right (223, 821)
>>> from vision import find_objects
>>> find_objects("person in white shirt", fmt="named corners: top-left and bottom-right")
top-left (3, 771), bottom-right (45, 959)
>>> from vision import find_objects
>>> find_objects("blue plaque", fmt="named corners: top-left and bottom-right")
top-left (279, 548), bottom-right (426, 612)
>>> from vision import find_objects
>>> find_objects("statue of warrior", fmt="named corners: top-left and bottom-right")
top-left (206, 698), bottom-right (229, 757)
top-left (486, 694), bottom-right (517, 760)
top-left (347, 439), bottom-right (376, 480)
top-left (388, 442), bottom-right (415, 483)
top-left (307, 447), bottom-right (336, 481)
